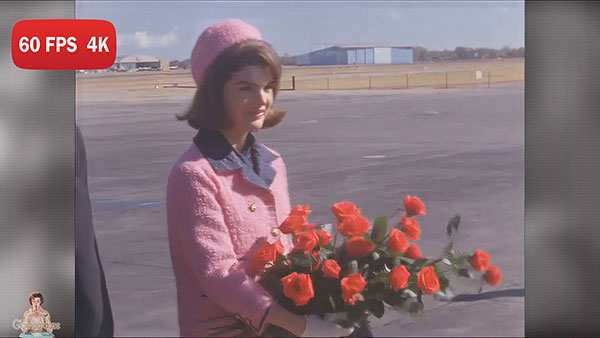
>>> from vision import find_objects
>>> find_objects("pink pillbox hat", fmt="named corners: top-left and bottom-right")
top-left (191, 19), bottom-right (262, 87)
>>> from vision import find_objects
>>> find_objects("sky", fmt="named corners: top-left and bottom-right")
top-left (76, 1), bottom-right (525, 61)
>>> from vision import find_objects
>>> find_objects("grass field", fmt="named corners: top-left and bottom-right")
top-left (76, 58), bottom-right (524, 103)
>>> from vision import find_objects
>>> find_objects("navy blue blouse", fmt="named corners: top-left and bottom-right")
top-left (193, 127), bottom-right (278, 190)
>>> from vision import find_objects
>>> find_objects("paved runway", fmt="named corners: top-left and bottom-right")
top-left (77, 84), bottom-right (524, 336)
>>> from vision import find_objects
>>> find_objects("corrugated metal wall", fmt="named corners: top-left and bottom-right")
top-left (391, 48), bottom-right (414, 64)
top-left (301, 47), bottom-right (413, 65)
top-left (374, 48), bottom-right (392, 64)
top-left (307, 47), bottom-right (346, 65)
top-left (346, 48), bottom-right (375, 64)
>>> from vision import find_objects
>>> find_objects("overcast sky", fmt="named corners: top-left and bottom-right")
top-left (76, 1), bottom-right (525, 60)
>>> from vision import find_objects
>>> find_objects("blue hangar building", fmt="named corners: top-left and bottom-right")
top-left (296, 45), bottom-right (414, 66)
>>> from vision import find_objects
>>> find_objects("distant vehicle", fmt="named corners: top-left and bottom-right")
top-left (136, 67), bottom-right (152, 72)
top-left (169, 65), bottom-right (179, 70)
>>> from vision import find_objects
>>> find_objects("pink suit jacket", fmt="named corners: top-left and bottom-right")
top-left (167, 142), bottom-right (293, 337)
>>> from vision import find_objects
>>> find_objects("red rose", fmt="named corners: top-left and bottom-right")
top-left (469, 249), bottom-right (491, 271)
top-left (294, 229), bottom-right (320, 254)
top-left (401, 214), bottom-right (421, 241)
top-left (316, 229), bottom-right (333, 246)
top-left (483, 266), bottom-right (502, 285)
top-left (404, 195), bottom-right (427, 217)
top-left (389, 229), bottom-right (409, 254)
top-left (331, 202), bottom-right (361, 221)
top-left (417, 265), bottom-right (440, 294)
top-left (321, 260), bottom-right (341, 279)
top-left (405, 243), bottom-right (424, 259)
top-left (346, 237), bottom-right (376, 258)
top-left (337, 214), bottom-right (371, 237)
top-left (291, 204), bottom-right (312, 217)
top-left (341, 274), bottom-right (366, 305)
top-left (279, 214), bottom-right (308, 235)
top-left (281, 272), bottom-right (315, 306)
top-left (390, 264), bottom-right (411, 292)
top-left (251, 241), bottom-right (284, 271)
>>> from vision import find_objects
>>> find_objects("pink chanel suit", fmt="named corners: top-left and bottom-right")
top-left (166, 142), bottom-right (293, 337)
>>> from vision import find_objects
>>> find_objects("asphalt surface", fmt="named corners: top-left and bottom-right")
top-left (77, 84), bottom-right (524, 337)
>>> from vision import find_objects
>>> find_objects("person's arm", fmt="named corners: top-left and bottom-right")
top-left (168, 165), bottom-right (304, 335)
top-left (21, 312), bottom-right (29, 334)
top-left (43, 311), bottom-right (53, 333)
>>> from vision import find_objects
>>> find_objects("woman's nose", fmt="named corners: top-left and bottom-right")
top-left (253, 88), bottom-right (270, 106)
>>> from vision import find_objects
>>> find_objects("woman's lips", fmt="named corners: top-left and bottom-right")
top-left (249, 111), bottom-right (266, 118)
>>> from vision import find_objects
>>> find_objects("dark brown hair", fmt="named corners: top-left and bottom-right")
top-left (177, 39), bottom-right (285, 131)
top-left (28, 292), bottom-right (44, 305)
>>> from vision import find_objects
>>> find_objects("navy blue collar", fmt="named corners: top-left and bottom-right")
top-left (193, 127), bottom-right (278, 190)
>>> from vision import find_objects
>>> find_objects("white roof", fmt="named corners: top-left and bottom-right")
top-left (118, 55), bottom-right (159, 63)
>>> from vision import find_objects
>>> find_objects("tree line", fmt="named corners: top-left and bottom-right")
top-left (413, 46), bottom-right (524, 62)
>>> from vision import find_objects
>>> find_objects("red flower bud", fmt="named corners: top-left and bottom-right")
top-left (417, 265), bottom-right (440, 294)
top-left (390, 264), bottom-right (411, 292)
top-left (406, 243), bottom-right (424, 259)
top-left (469, 249), bottom-right (491, 271)
top-left (404, 195), bottom-right (427, 217)
top-left (321, 260), bottom-right (341, 279)
top-left (483, 266), bottom-right (502, 285)
top-left (389, 229), bottom-right (409, 254)
top-left (281, 272), bottom-right (314, 306)
top-left (346, 237), bottom-right (376, 258)
top-left (401, 214), bottom-right (421, 241)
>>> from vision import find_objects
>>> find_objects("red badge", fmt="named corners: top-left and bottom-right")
top-left (12, 19), bottom-right (117, 70)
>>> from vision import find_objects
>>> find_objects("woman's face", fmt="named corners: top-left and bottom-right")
top-left (223, 65), bottom-right (275, 134)
top-left (32, 297), bottom-right (41, 310)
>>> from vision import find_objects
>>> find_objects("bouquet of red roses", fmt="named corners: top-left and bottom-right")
top-left (212, 196), bottom-right (502, 336)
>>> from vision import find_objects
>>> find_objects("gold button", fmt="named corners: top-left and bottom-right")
top-left (271, 228), bottom-right (280, 236)
top-left (249, 203), bottom-right (257, 212)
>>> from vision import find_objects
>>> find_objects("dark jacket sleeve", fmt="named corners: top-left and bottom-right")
top-left (75, 124), bottom-right (114, 337)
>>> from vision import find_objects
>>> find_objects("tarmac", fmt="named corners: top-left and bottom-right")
top-left (77, 83), bottom-right (524, 336)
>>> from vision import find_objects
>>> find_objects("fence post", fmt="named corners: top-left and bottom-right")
top-left (488, 71), bottom-right (491, 88)
top-left (292, 76), bottom-right (295, 90)
top-left (445, 72), bottom-right (448, 89)
top-left (369, 76), bottom-right (372, 89)
top-left (406, 74), bottom-right (409, 89)
top-left (327, 78), bottom-right (330, 90)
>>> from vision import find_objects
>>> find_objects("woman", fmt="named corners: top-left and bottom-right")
top-left (20, 292), bottom-right (54, 335)
top-left (166, 19), bottom-right (355, 337)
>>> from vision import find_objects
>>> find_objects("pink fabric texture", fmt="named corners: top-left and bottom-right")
top-left (191, 19), bottom-right (262, 87)
top-left (167, 143), bottom-right (293, 337)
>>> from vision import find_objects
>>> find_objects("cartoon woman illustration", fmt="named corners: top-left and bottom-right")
top-left (12, 292), bottom-right (60, 337)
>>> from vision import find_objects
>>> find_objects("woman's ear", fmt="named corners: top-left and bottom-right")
top-left (261, 110), bottom-right (286, 129)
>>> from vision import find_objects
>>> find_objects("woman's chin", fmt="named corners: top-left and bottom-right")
top-left (249, 119), bottom-right (265, 131)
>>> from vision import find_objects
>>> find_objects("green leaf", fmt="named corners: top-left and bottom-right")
top-left (438, 274), bottom-right (450, 291)
top-left (410, 258), bottom-right (429, 272)
top-left (290, 254), bottom-right (311, 269)
top-left (368, 300), bottom-right (385, 318)
top-left (371, 216), bottom-right (389, 243)
top-left (446, 214), bottom-right (461, 239)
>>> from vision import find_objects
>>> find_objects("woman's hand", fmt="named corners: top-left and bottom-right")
top-left (300, 314), bottom-right (355, 337)
top-left (264, 302), bottom-right (355, 337)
